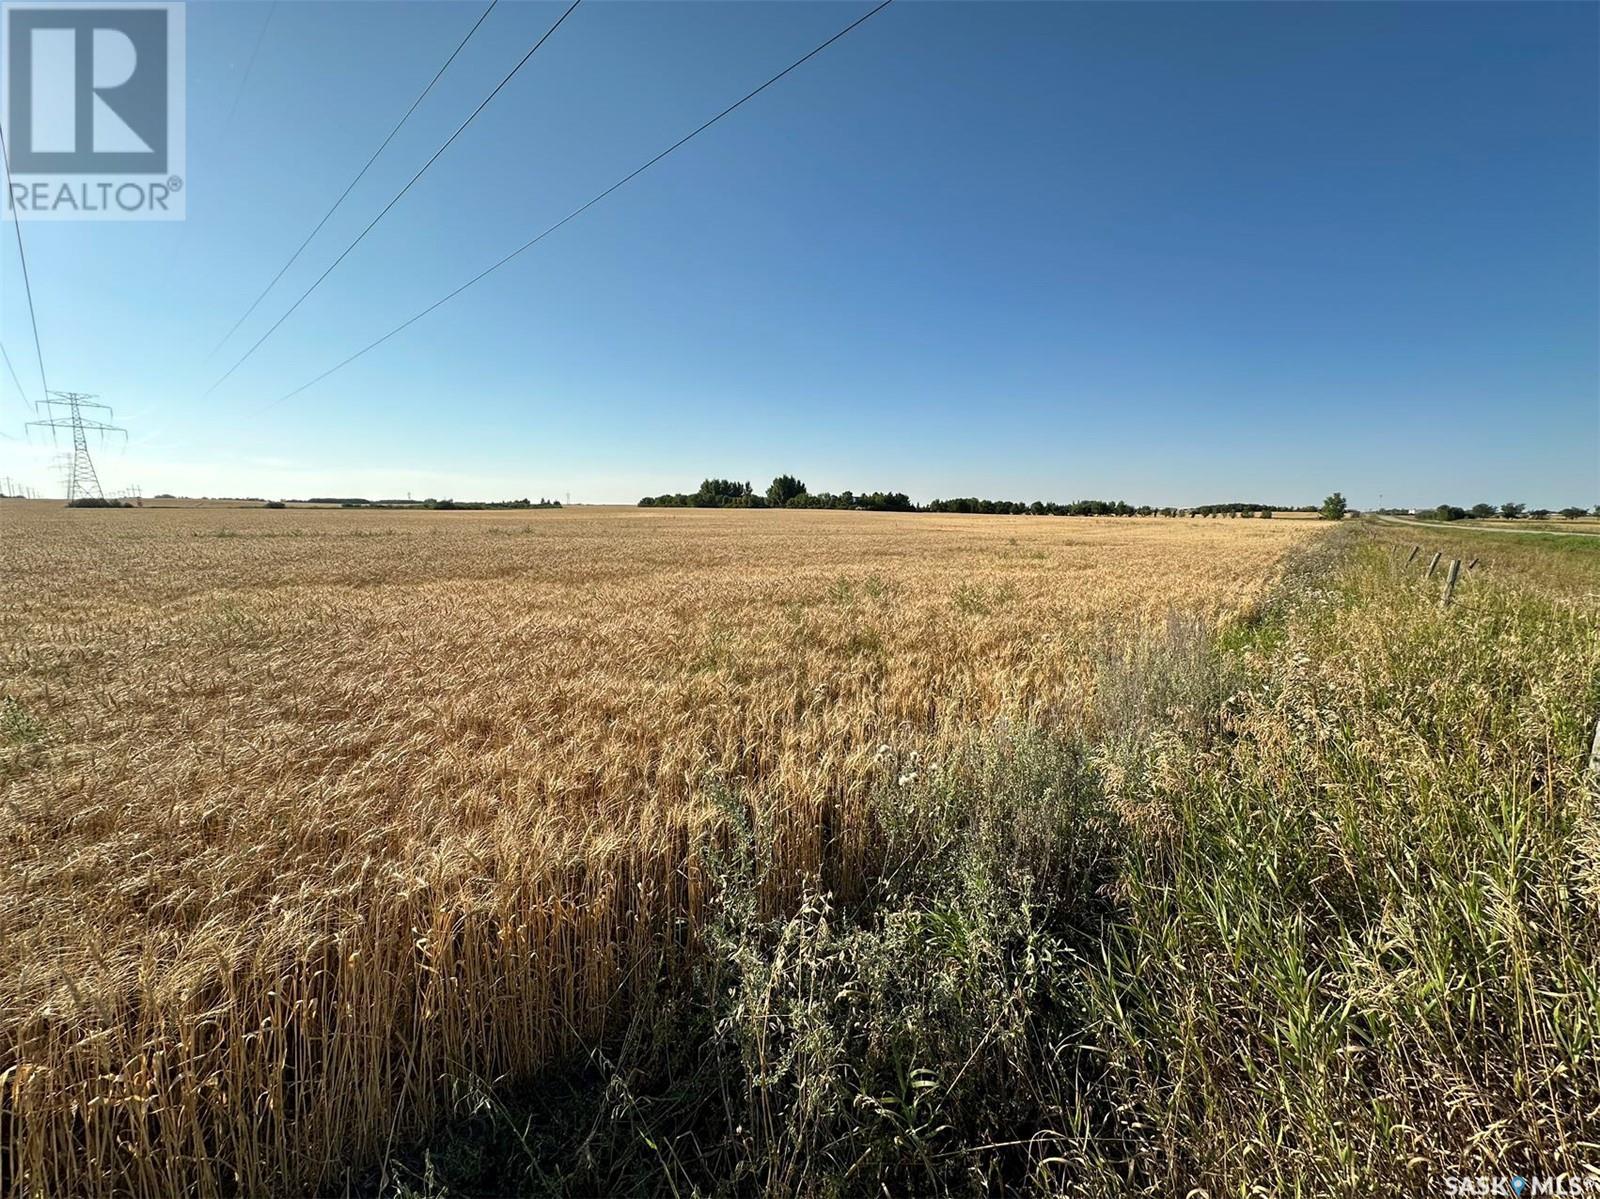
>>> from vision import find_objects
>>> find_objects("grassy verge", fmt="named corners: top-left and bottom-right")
top-left (374, 527), bottom-right (1600, 1197)
top-left (1375, 517), bottom-right (1600, 588)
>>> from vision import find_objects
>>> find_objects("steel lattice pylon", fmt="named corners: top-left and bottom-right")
top-left (27, 392), bottom-right (125, 501)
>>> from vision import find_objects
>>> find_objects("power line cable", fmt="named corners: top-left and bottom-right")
top-left (2, 340), bottom-right (32, 408)
top-left (216, 1), bottom-right (279, 152)
top-left (262, 0), bottom-right (893, 414)
top-left (205, 0), bottom-right (581, 397)
top-left (163, 1), bottom-right (279, 287)
top-left (206, 0), bottom-right (500, 361)
top-left (0, 121), bottom-right (50, 406)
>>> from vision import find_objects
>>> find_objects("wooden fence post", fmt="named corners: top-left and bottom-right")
top-left (1426, 551), bottom-right (1441, 578)
top-left (1406, 545), bottom-right (1420, 564)
top-left (1589, 717), bottom-right (1600, 786)
top-left (1440, 559), bottom-right (1461, 607)
top-left (1466, 558), bottom-right (1478, 571)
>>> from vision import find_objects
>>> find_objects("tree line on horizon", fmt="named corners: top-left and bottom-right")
top-left (1399, 501), bottom-right (1599, 522)
top-left (638, 477), bottom-right (1331, 517)
top-left (639, 478), bottom-right (914, 512)
top-left (301, 497), bottom-right (563, 510)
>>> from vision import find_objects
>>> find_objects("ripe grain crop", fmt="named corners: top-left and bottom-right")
top-left (0, 503), bottom-right (1313, 1196)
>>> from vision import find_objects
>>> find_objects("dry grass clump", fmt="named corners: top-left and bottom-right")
top-left (1072, 535), bottom-right (1600, 1192)
top-left (0, 503), bottom-right (1310, 1196)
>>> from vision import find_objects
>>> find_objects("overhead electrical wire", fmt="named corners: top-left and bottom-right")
top-left (1, 341), bottom-right (30, 406)
top-left (0, 121), bottom-right (50, 407)
top-left (163, 1), bottom-right (281, 291)
top-left (205, 0), bottom-right (582, 397)
top-left (215, 2), bottom-right (279, 153)
top-left (206, 0), bottom-right (500, 360)
top-left (260, 0), bottom-right (894, 414)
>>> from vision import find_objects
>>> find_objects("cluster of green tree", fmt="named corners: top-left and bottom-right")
top-left (414, 497), bottom-right (561, 511)
top-left (786, 490), bottom-right (915, 511)
top-left (639, 479), bottom-right (765, 508)
top-left (1191, 502), bottom-right (1312, 516)
top-left (417, 497), bottom-right (560, 511)
top-left (65, 497), bottom-right (132, 508)
top-left (300, 497), bottom-right (561, 510)
top-left (1413, 502), bottom-right (1597, 522)
top-left (638, 478), bottom-right (1367, 520)
top-left (639, 477), bottom-right (911, 511)
top-left (928, 497), bottom-right (1174, 516)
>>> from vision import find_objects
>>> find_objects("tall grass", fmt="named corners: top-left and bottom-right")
top-left (1081, 535), bottom-right (1600, 1192)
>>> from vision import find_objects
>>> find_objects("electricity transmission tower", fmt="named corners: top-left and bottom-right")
top-left (49, 453), bottom-right (73, 498)
top-left (27, 392), bottom-right (125, 501)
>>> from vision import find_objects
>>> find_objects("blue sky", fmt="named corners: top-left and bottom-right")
top-left (3, 0), bottom-right (1595, 506)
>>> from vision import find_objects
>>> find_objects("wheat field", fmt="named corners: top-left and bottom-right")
top-left (0, 502), bottom-right (1314, 1196)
